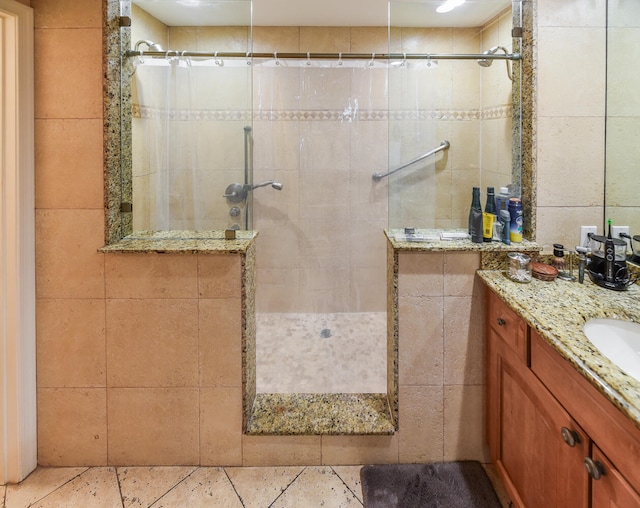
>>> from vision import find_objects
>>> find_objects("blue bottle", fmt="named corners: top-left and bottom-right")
top-left (495, 186), bottom-right (510, 214)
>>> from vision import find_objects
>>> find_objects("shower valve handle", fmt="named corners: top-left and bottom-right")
top-left (223, 183), bottom-right (248, 203)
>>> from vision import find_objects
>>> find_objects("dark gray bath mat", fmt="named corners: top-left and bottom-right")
top-left (360, 461), bottom-right (502, 508)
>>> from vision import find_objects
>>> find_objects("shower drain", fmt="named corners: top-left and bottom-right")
top-left (320, 328), bottom-right (332, 338)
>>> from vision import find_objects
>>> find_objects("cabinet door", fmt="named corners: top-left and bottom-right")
top-left (590, 445), bottom-right (640, 508)
top-left (488, 328), bottom-right (589, 508)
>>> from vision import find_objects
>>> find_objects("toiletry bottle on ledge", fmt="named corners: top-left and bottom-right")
top-left (483, 187), bottom-right (496, 242)
top-left (468, 187), bottom-right (483, 243)
top-left (508, 198), bottom-right (523, 243)
top-left (500, 209), bottom-right (511, 245)
top-left (495, 186), bottom-right (510, 213)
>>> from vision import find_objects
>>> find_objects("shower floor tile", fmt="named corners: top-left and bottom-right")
top-left (256, 312), bottom-right (387, 394)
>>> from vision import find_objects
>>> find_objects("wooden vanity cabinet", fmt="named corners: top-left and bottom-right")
top-left (486, 289), bottom-right (640, 508)
top-left (530, 327), bottom-right (640, 508)
top-left (486, 290), bottom-right (589, 508)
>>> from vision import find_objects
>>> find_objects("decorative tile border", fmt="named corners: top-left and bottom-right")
top-left (134, 104), bottom-right (252, 122)
top-left (133, 105), bottom-right (512, 122)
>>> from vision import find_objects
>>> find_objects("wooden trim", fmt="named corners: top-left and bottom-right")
top-left (0, 0), bottom-right (36, 484)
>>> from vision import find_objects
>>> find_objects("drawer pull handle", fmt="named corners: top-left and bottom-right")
top-left (496, 318), bottom-right (506, 326)
top-left (584, 457), bottom-right (605, 480)
top-left (560, 427), bottom-right (580, 447)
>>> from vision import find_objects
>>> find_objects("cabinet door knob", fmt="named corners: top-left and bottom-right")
top-left (584, 457), bottom-right (605, 480)
top-left (497, 318), bottom-right (506, 326)
top-left (560, 427), bottom-right (581, 447)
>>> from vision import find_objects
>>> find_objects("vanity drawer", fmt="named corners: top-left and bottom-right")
top-left (486, 289), bottom-right (528, 364)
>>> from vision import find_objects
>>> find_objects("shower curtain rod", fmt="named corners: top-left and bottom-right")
top-left (125, 50), bottom-right (521, 62)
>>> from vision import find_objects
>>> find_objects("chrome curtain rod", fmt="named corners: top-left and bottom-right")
top-left (372, 140), bottom-right (450, 182)
top-left (125, 50), bottom-right (521, 61)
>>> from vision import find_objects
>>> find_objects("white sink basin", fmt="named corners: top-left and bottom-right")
top-left (583, 318), bottom-right (640, 383)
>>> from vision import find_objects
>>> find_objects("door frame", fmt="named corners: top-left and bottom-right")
top-left (0, 0), bottom-right (36, 484)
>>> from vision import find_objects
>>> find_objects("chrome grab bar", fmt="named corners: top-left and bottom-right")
top-left (243, 125), bottom-right (252, 229)
top-left (372, 140), bottom-right (450, 182)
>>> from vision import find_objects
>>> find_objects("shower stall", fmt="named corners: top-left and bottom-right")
top-left (126, 0), bottom-right (519, 397)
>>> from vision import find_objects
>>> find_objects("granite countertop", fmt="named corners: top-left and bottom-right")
top-left (478, 270), bottom-right (640, 429)
top-left (247, 393), bottom-right (395, 435)
top-left (99, 230), bottom-right (257, 253)
top-left (386, 229), bottom-right (539, 253)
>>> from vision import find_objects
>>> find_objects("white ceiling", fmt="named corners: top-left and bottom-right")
top-left (132, 0), bottom-right (512, 28)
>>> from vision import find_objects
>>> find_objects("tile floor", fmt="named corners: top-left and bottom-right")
top-left (1, 464), bottom-right (511, 507)
top-left (256, 312), bottom-right (387, 393)
top-left (1, 465), bottom-right (364, 507)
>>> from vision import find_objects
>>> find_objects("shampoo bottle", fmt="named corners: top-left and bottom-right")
top-left (468, 187), bottom-right (483, 243)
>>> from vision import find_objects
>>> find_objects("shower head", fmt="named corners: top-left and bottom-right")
top-left (134, 39), bottom-right (164, 52)
top-left (251, 180), bottom-right (283, 191)
top-left (476, 46), bottom-right (502, 67)
top-left (476, 46), bottom-right (513, 81)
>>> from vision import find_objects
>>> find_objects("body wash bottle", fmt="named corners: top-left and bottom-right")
top-left (483, 187), bottom-right (496, 242)
top-left (508, 198), bottom-right (523, 243)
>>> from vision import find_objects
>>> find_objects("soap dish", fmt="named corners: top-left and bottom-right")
top-left (531, 262), bottom-right (558, 281)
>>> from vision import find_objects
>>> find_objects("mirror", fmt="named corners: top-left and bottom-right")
top-left (605, 0), bottom-right (640, 242)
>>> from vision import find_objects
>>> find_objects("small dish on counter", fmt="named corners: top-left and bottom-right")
top-left (531, 262), bottom-right (558, 281)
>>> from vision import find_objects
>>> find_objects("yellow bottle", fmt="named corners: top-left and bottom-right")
top-left (483, 212), bottom-right (495, 242)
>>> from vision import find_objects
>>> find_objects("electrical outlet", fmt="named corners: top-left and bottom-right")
top-left (611, 226), bottom-right (630, 251)
top-left (611, 225), bottom-right (629, 240)
top-left (580, 226), bottom-right (597, 248)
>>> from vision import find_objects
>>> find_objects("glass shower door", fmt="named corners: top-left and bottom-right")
top-left (252, 51), bottom-right (389, 394)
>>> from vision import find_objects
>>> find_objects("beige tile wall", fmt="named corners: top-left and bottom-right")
top-left (32, 0), bottom-right (608, 467)
top-left (535, 0), bottom-right (606, 248)
top-left (397, 252), bottom-right (487, 462)
top-left (33, 0), bottom-right (105, 466)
